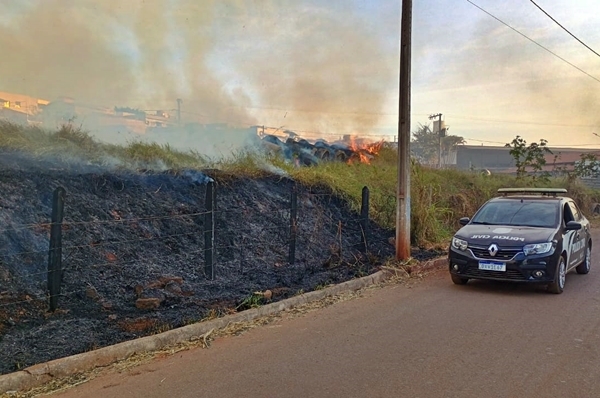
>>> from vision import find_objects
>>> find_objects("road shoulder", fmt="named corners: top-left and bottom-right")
top-left (0, 257), bottom-right (448, 397)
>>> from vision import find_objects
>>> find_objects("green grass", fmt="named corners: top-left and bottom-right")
top-left (124, 142), bottom-right (206, 169)
top-left (278, 146), bottom-right (600, 247)
top-left (236, 293), bottom-right (265, 311)
top-left (0, 121), bottom-right (207, 170)
top-left (3, 121), bottom-right (600, 247)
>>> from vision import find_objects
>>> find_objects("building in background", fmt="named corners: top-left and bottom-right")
top-left (450, 145), bottom-right (600, 174)
top-left (0, 91), bottom-right (49, 125)
top-left (42, 98), bottom-right (176, 137)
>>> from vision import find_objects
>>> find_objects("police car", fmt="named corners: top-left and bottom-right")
top-left (448, 188), bottom-right (591, 294)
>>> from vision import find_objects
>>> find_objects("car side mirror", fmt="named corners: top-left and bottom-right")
top-left (566, 221), bottom-right (582, 231)
top-left (459, 217), bottom-right (470, 226)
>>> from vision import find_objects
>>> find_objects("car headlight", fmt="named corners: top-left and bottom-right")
top-left (523, 242), bottom-right (553, 256)
top-left (452, 237), bottom-right (468, 251)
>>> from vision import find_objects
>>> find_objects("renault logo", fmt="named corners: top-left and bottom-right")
top-left (488, 244), bottom-right (499, 257)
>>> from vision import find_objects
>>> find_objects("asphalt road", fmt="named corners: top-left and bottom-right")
top-left (54, 232), bottom-right (600, 398)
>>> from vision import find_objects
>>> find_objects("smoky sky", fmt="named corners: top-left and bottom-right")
top-left (414, 13), bottom-right (600, 143)
top-left (0, 0), bottom-right (399, 136)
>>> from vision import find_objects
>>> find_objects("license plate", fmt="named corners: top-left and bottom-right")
top-left (478, 261), bottom-right (506, 272)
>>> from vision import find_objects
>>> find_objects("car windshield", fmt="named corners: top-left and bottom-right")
top-left (471, 200), bottom-right (559, 228)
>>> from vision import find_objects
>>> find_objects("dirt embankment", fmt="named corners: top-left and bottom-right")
top-left (0, 153), bottom-right (440, 375)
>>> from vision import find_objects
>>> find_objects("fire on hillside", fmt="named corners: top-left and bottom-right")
top-left (348, 136), bottom-right (385, 164)
top-left (258, 131), bottom-right (385, 167)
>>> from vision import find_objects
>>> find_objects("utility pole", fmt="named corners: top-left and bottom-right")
top-left (176, 98), bottom-right (183, 126)
top-left (429, 113), bottom-right (443, 168)
top-left (396, 0), bottom-right (412, 261)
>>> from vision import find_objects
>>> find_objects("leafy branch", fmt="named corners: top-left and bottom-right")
top-left (505, 136), bottom-right (552, 181)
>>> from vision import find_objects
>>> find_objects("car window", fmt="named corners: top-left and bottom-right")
top-left (472, 200), bottom-right (558, 228)
top-left (568, 202), bottom-right (581, 221)
top-left (563, 203), bottom-right (575, 224)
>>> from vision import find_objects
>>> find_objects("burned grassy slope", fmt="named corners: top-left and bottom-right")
top-left (0, 157), bottom-right (436, 375)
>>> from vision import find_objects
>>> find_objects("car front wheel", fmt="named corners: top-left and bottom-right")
top-left (547, 256), bottom-right (566, 294)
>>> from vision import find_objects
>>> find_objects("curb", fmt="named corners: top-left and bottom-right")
top-left (0, 256), bottom-right (447, 395)
top-left (411, 256), bottom-right (448, 274)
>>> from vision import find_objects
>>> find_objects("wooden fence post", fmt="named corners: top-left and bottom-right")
top-left (204, 181), bottom-right (215, 280)
top-left (360, 186), bottom-right (370, 253)
top-left (288, 182), bottom-right (298, 264)
top-left (47, 187), bottom-right (65, 312)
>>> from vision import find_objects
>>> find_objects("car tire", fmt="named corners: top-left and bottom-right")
top-left (547, 255), bottom-right (566, 294)
top-left (335, 150), bottom-right (348, 162)
top-left (576, 244), bottom-right (591, 275)
top-left (451, 274), bottom-right (469, 285)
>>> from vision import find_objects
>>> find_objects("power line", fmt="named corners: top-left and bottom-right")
top-left (230, 104), bottom-right (398, 117)
top-left (172, 105), bottom-right (600, 133)
top-left (463, 138), bottom-right (507, 145)
top-left (529, 0), bottom-right (600, 59)
top-left (555, 143), bottom-right (600, 147)
top-left (463, 137), bottom-right (600, 148)
top-left (465, 0), bottom-right (600, 84)
top-left (447, 114), bottom-right (599, 128)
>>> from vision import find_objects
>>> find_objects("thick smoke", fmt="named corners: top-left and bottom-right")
top-left (0, 1), bottom-right (137, 106)
top-left (0, 0), bottom-right (398, 154)
top-left (224, 2), bottom-right (398, 135)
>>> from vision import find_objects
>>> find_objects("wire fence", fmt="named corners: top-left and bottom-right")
top-left (0, 177), bottom-right (394, 313)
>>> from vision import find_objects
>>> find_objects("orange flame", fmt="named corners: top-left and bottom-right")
top-left (348, 136), bottom-right (385, 164)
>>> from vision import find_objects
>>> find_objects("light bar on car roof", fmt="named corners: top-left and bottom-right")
top-left (497, 188), bottom-right (567, 197)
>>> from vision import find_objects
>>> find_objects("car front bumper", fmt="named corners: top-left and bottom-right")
top-left (448, 246), bottom-right (560, 283)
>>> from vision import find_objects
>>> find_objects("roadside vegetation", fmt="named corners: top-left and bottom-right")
top-left (2, 121), bottom-right (599, 248)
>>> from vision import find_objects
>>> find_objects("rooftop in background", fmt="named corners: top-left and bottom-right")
top-left (453, 144), bottom-right (600, 173)
top-left (0, 91), bottom-right (49, 116)
top-left (459, 144), bottom-right (600, 152)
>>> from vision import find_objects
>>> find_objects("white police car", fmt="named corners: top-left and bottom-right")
top-left (448, 188), bottom-right (591, 294)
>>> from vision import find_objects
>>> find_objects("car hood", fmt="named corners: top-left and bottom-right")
top-left (456, 224), bottom-right (557, 247)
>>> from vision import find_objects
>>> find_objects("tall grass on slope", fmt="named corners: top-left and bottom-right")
top-left (0, 121), bottom-right (208, 170)
top-left (286, 146), bottom-right (600, 247)
top-left (124, 142), bottom-right (206, 170)
top-left (3, 122), bottom-right (600, 246)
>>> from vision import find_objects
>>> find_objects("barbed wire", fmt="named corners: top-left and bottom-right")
top-left (0, 295), bottom-right (46, 309)
top-left (234, 255), bottom-right (291, 267)
top-left (0, 180), bottom-right (379, 308)
top-left (0, 247), bottom-right (50, 258)
top-left (0, 190), bottom-right (353, 238)
top-left (0, 211), bottom-right (210, 235)
top-left (0, 230), bottom-right (383, 286)
top-left (61, 230), bottom-right (205, 251)
top-left (62, 211), bottom-right (212, 227)
top-left (0, 208), bottom-right (297, 235)
top-left (303, 192), bottom-right (344, 198)
top-left (2, 267), bottom-right (58, 282)
top-left (0, 222), bottom-right (51, 234)
top-left (296, 219), bottom-right (365, 233)
top-left (228, 225), bottom-right (290, 234)
top-left (215, 208), bottom-right (291, 216)
top-left (215, 243), bottom-right (289, 254)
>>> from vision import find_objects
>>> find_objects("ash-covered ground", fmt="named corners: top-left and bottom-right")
top-left (0, 152), bottom-right (440, 375)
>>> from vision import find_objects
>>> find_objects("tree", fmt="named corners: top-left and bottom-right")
top-left (574, 153), bottom-right (600, 178)
top-left (505, 136), bottom-right (552, 181)
top-left (411, 123), bottom-right (465, 165)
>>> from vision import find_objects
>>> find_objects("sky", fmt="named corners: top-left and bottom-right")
top-left (408, 0), bottom-right (600, 148)
top-left (0, 0), bottom-right (599, 149)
